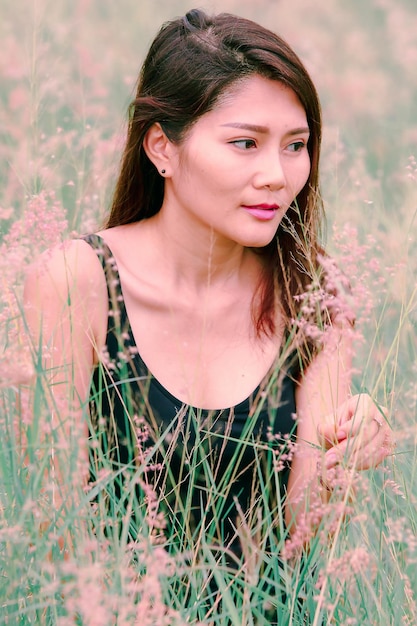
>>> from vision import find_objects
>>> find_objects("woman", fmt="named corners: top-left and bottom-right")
top-left (24, 6), bottom-right (390, 589)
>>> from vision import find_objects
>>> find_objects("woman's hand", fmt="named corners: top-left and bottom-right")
top-left (317, 393), bottom-right (393, 472)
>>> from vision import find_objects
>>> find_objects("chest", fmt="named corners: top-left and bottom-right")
top-left (116, 284), bottom-right (282, 410)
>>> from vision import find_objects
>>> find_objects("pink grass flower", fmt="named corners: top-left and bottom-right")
top-left (316, 546), bottom-right (373, 590)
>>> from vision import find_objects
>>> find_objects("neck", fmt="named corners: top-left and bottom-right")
top-left (144, 206), bottom-right (261, 293)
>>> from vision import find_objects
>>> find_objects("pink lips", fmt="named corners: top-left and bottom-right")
top-left (243, 203), bottom-right (279, 221)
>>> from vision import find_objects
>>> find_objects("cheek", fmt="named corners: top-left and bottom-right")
top-left (190, 158), bottom-right (238, 196)
top-left (294, 155), bottom-right (311, 192)
top-left (179, 147), bottom-right (218, 184)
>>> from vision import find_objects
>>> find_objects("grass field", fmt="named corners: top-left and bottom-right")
top-left (1, 0), bottom-right (416, 623)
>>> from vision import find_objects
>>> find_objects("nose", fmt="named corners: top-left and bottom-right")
top-left (253, 152), bottom-right (286, 191)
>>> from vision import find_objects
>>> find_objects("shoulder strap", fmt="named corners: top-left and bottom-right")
top-left (81, 234), bottom-right (129, 356)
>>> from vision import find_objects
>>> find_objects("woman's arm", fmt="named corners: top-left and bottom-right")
top-left (22, 239), bottom-right (107, 514)
top-left (286, 322), bottom-right (391, 531)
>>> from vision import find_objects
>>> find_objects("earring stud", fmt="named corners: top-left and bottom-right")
top-left (161, 169), bottom-right (166, 174)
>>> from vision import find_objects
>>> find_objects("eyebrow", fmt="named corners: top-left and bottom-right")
top-left (220, 122), bottom-right (310, 136)
top-left (221, 122), bottom-right (269, 133)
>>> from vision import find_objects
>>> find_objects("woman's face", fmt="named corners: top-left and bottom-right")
top-left (163, 74), bottom-right (311, 249)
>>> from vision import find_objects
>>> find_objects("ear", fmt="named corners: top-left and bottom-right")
top-left (143, 123), bottom-right (176, 175)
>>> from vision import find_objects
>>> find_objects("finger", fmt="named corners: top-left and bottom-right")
top-left (334, 414), bottom-right (382, 445)
top-left (318, 413), bottom-right (380, 450)
top-left (333, 393), bottom-right (371, 425)
top-left (324, 425), bottom-right (389, 470)
top-left (346, 436), bottom-right (391, 470)
top-left (317, 422), bottom-right (340, 449)
top-left (336, 399), bottom-right (388, 444)
top-left (317, 394), bottom-right (384, 443)
top-left (335, 394), bottom-right (386, 429)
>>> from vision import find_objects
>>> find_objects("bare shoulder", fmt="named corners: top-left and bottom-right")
top-left (25, 238), bottom-right (104, 294)
top-left (23, 238), bottom-right (108, 350)
top-left (25, 239), bottom-right (105, 303)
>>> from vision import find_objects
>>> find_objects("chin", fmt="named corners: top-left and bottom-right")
top-left (240, 233), bottom-right (277, 249)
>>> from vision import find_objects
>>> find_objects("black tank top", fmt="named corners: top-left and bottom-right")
top-left (84, 233), bottom-right (300, 554)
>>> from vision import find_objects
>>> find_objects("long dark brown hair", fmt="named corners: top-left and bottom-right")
top-left (107, 9), bottom-right (325, 349)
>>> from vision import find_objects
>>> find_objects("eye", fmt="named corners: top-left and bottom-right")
top-left (230, 139), bottom-right (257, 150)
top-left (287, 140), bottom-right (307, 153)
